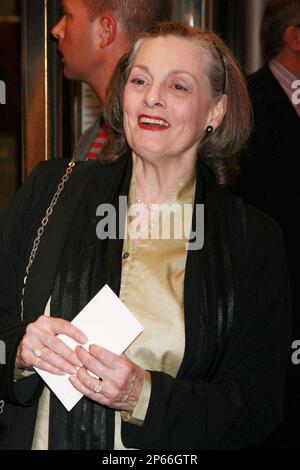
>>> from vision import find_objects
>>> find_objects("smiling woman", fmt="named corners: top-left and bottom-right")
top-left (104, 22), bottom-right (252, 188)
top-left (123, 35), bottom-right (222, 180)
top-left (0, 21), bottom-right (292, 450)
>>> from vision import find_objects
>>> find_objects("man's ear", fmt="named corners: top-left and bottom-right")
top-left (98, 14), bottom-right (117, 48)
top-left (284, 24), bottom-right (300, 52)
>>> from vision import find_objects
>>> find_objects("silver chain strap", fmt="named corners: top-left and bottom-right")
top-left (20, 160), bottom-right (76, 322)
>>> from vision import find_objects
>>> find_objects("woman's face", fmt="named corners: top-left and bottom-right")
top-left (123, 36), bottom-right (218, 165)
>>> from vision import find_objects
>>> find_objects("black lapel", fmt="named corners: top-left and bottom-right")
top-left (178, 162), bottom-right (235, 380)
top-left (178, 161), bottom-right (208, 379)
top-left (22, 155), bottom-right (132, 323)
top-left (94, 152), bottom-right (133, 296)
top-left (22, 161), bottom-right (97, 323)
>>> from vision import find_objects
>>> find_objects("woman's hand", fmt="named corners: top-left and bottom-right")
top-left (69, 345), bottom-right (145, 413)
top-left (16, 315), bottom-right (87, 375)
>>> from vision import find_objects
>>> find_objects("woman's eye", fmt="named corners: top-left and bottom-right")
top-left (172, 83), bottom-right (188, 92)
top-left (131, 78), bottom-right (146, 86)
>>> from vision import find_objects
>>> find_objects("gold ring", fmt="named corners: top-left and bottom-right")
top-left (94, 380), bottom-right (103, 393)
top-left (34, 347), bottom-right (44, 358)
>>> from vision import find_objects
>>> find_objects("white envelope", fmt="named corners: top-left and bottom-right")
top-left (34, 284), bottom-right (143, 411)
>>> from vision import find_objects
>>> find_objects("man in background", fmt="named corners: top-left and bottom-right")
top-left (235, 0), bottom-right (300, 449)
top-left (52, 0), bottom-right (173, 160)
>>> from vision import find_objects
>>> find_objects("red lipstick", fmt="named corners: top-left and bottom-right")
top-left (137, 114), bottom-right (170, 131)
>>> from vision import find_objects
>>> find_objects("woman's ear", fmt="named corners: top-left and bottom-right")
top-left (207, 95), bottom-right (228, 131)
top-left (98, 14), bottom-right (117, 48)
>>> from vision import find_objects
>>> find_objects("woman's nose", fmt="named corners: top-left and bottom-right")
top-left (144, 85), bottom-right (165, 108)
top-left (51, 16), bottom-right (66, 39)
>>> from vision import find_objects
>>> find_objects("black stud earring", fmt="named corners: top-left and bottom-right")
top-left (206, 125), bottom-right (214, 134)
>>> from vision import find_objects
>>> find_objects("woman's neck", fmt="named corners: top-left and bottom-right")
top-left (132, 153), bottom-right (196, 205)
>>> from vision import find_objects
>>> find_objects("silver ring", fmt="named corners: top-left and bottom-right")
top-left (94, 380), bottom-right (103, 394)
top-left (34, 347), bottom-right (44, 358)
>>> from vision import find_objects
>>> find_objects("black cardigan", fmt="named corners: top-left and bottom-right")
top-left (0, 155), bottom-right (292, 449)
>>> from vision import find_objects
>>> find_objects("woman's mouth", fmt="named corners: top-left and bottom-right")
top-left (137, 115), bottom-right (171, 131)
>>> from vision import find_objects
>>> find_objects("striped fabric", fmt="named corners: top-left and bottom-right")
top-left (86, 121), bottom-right (109, 159)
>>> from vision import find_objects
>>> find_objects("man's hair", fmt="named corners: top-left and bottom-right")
top-left (103, 22), bottom-right (252, 187)
top-left (261, 0), bottom-right (300, 60)
top-left (83, 0), bottom-right (173, 41)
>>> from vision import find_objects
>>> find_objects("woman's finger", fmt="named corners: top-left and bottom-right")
top-left (68, 375), bottom-right (111, 408)
top-left (28, 316), bottom-right (88, 346)
top-left (89, 344), bottom-right (119, 369)
top-left (33, 346), bottom-right (78, 375)
top-left (39, 334), bottom-right (82, 368)
top-left (22, 316), bottom-right (88, 369)
top-left (75, 346), bottom-right (113, 383)
top-left (76, 367), bottom-right (105, 396)
top-left (22, 350), bottom-right (65, 376)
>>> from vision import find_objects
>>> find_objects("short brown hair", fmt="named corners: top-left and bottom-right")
top-left (261, 0), bottom-right (300, 60)
top-left (103, 22), bottom-right (252, 187)
top-left (83, 0), bottom-right (173, 41)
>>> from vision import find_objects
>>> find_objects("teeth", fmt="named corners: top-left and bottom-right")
top-left (139, 117), bottom-right (170, 127)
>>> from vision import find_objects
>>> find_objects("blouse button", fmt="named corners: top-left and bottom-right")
top-left (122, 252), bottom-right (130, 260)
